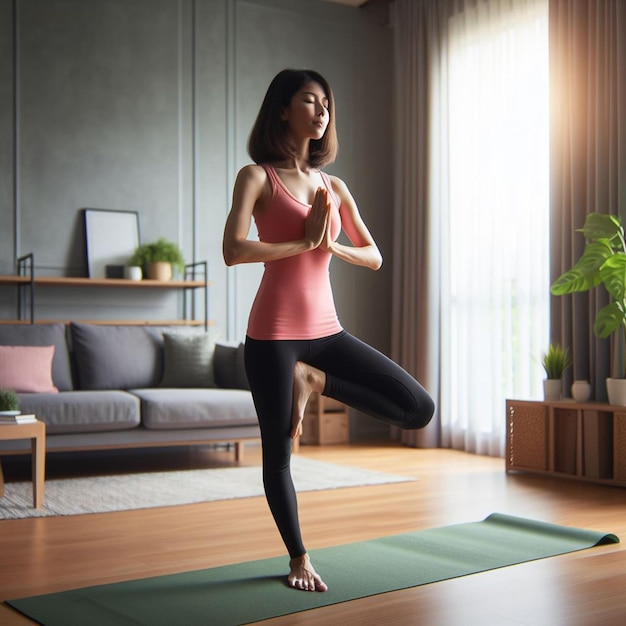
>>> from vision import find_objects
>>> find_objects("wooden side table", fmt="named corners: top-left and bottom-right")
top-left (0, 420), bottom-right (46, 508)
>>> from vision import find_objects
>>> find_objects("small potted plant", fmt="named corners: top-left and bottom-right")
top-left (541, 343), bottom-right (572, 400)
top-left (0, 388), bottom-right (21, 415)
top-left (129, 238), bottom-right (185, 281)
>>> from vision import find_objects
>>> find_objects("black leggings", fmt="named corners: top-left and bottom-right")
top-left (244, 330), bottom-right (435, 558)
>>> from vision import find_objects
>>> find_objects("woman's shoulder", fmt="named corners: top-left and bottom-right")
top-left (325, 173), bottom-right (351, 199)
top-left (234, 164), bottom-right (272, 210)
top-left (236, 163), bottom-right (268, 183)
top-left (234, 164), bottom-right (271, 195)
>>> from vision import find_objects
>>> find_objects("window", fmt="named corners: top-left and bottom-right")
top-left (440, 0), bottom-right (549, 455)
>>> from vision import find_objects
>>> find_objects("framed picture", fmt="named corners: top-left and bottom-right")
top-left (84, 209), bottom-right (140, 278)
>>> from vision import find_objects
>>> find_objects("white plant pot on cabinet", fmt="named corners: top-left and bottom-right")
top-left (606, 378), bottom-right (626, 406)
top-left (571, 380), bottom-right (592, 402)
top-left (543, 379), bottom-right (562, 401)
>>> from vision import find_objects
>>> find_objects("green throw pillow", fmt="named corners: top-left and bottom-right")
top-left (160, 332), bottom-right (216, 388)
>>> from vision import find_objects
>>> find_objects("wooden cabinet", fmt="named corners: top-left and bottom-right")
top-left (301, 393), bottom-right (350, 445)
top-left (506, 399), bottom-right (626, 487)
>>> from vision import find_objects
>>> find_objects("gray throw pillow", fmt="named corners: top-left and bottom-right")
top-left (70, 323), bottom-right (163, 390)
top-left (213, 342), bottom-right (249, 390)
top-left (213, 342), bottom-right (238, 388)
top-left (235, 343), bottom-right (250, 390)
top-left (160, 332), bottom-right (216, 388)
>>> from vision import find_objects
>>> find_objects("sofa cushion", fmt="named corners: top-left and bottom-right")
top-left (18, 390), bottom-right (140, 434)
top-left (160, 332), bottom-right (216, 388)
top-left (0, 345), bottom-right (58, 393)
top-left (213, 343), bottom-right (238, 388)
top-left (70, 323), bottom-right (163, 390)
top-left (235, 343), bottom-right (250, 390)
top-left (130, 388), bottom-right (257, 430)
top-left (0, 323), bottom-right (74, 391)
top-left (213, 342), bottom-right (250, 390)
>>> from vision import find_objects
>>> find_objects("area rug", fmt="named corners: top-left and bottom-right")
top-left (6, 513), bottom-right (618, 626)
top-left (0, 456), bottom-right (414, 520)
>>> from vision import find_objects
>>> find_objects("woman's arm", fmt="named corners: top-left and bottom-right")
top-left (324, 176), bottom-right (383, 270)
top-left (222, 165), bottom-right (329, 266)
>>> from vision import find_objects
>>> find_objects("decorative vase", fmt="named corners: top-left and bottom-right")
top-left (571, 380), bottom-right (592, 402)
top-left (606, 378), bottom-right (626, 406)
top-left (124, 265), bottom-right (143, 280)
top-left (543, 378), bottom-right (562, 401)
top-left (147, 262), bottom-right (172, 281)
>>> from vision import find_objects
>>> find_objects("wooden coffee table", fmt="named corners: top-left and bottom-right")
top-left (0, 419), bottom-right (46, 508)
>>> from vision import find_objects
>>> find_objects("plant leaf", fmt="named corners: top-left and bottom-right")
top-left (578, 213), bottom-right (623, 243)
top-left (599, 253), bottom-right (626, 303)
top-left (550, 241), bottom-right (612, 295)
top-left (594, 302), bottom-right (625, 338)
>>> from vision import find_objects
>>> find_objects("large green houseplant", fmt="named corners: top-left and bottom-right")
top-left (550, 212), bottom-right (626, 403)
top-left (129, 238), bottom-right (185, 281)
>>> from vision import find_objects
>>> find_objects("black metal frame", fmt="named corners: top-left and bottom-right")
top-left (17, 252), bottom-right (34, 323)
top-left (183, 260), bottom-right (209, 331)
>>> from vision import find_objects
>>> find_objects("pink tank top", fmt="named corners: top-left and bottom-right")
top-left (246, 164), bottom-right (343, 340)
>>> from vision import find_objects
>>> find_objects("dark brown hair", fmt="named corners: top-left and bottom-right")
top-left (247, 69), bottom-right (338, 168)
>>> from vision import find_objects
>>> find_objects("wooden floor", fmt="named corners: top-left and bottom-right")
top-left (1, 441), bottom-right (625, 625)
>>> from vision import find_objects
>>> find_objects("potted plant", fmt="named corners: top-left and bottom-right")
top-left (541, 343), bottom-right (572, 400)
top-left (0, 388), bottom-right (20, 415)
top-left (129, 238), bottom-right (185, 281)
top-left (551, 212), bottom-right (626, 404)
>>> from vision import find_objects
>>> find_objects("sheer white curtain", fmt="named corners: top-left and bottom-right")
top-left (392, 0), bottom-right (549, 456)
top-left (442, 0), bottom-right (549, 455)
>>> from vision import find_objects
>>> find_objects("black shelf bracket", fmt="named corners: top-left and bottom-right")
top-left (183, 260), bottom-right (209, 331)
top-left (17, 252), bottom-right (34, 323)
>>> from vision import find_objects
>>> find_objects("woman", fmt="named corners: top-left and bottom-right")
top-left (222, 69), bottom-right (435, 592)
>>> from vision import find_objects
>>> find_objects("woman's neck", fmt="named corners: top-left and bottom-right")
top-left (274, 138), bottom-right (311, 172)
top-left (273, 158), bottom-right (313, 174)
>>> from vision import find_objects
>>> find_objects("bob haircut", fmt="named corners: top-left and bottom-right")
top-left (247, 69), bottom-right (338, 168)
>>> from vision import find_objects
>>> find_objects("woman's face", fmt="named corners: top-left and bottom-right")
top-left (281, 81), bottom-right (329, 141)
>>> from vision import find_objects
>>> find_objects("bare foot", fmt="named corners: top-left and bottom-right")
top-left (288, 553), bottom-right (328, 592)
top-left (291, 362), bottom-right (325, 439)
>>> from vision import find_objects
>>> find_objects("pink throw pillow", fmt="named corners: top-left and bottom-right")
top-left (0, 345), bottom-right (59, 393)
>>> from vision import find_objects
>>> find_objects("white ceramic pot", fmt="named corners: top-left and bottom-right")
top-left (571, 380), bottom-right (592, 402)
top-left (606, 378), bottom-right (626, 406)
top-left (543, 378), bottom-right (562, 401)
top-left (124, 265), bottom-right (143, 280)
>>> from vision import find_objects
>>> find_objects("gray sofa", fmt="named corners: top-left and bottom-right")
top-left (0, 323), bottom-right (260, 460)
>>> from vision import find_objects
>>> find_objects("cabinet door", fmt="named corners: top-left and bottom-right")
top-left (582, 410), bottom-right (613, 479)
top-left (506, 402), bottom-right (548, 471)
top-left (553, 408), bottom-right (578, 475)
top-left (614, 412), bottom-right (626, 482)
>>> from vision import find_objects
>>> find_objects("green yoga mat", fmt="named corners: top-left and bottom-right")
top-left (7, 513), bottom-right (618, 626)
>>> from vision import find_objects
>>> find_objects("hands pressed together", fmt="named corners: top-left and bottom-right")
top-left (304, 187), bottom-right (333, 251)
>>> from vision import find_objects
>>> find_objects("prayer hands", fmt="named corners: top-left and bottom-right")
top-left (304, 187), bottom-right (331, 249)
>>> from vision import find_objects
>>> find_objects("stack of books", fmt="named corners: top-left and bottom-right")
top-left (0, 413), bottom-right (37, 424)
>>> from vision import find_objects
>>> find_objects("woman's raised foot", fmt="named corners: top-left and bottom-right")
top-left (291, 362), bottom-right (325, 439)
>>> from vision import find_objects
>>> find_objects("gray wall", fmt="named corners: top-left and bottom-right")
top-left (0, 0), bottom-right (393, 437)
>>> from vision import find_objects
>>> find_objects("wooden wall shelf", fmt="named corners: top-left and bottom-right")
top-left (1, 255), bottom-right (211, 328)
top-left (506, 398), bottom-right (626, 488)
top-left (0, 319), bottom-right (212, 327)
top-left (0, 276), bottom-right (208, 288)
